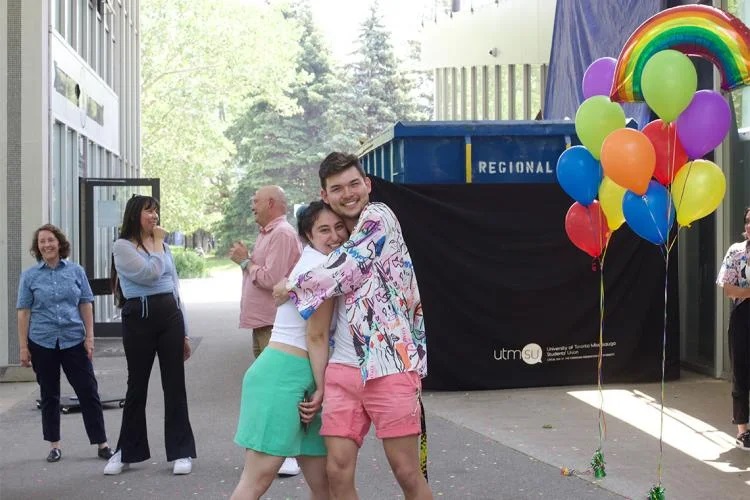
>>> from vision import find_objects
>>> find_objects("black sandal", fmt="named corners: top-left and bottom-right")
top-left (46, 448), bottom-right (61, 462)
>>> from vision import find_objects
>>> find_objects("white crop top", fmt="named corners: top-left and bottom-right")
top-left (269, 245), bottom-right (334, 350)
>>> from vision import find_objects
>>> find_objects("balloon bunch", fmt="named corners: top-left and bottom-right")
top-left (555, 56), bottom-right (622, 484)
top-left (557, 4), bottom-right (744, 497)
top-left (561, 49), bottom-right (729, 254)
top-left (614, 49), bottom-right (727, 243)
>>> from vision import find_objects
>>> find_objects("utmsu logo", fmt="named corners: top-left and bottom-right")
top-left (493, 343), bottom-right (543, 365)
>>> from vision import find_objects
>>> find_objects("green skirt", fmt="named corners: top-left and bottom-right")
top-left (234, 347), bottom-right (326, 457)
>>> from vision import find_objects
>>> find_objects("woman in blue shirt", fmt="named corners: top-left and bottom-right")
top-left (103, 195), bottom-right (196, 476)
top-left (17, 224), bottom-right (114, 463)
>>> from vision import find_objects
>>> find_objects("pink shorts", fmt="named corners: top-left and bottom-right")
top-left (320, 364), bottom-right (422, 447)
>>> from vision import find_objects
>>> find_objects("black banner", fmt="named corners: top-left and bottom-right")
top-left (370, 177), bottom-right (680, 391)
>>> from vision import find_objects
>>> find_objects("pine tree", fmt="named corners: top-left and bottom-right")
top-left (331, 0), bottom-right (425, 149)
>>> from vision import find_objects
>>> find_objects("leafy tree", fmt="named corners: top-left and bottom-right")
top-left (215, 0), bottom-right (339, 252)
top-left (140, 0), bottom-right (302, 233)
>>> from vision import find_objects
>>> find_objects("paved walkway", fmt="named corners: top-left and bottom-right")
top-left (0, 271), bottom-right (748, 499)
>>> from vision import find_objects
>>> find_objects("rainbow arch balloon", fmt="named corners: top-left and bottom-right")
top-left (610, 4), bottom-right (750, 103)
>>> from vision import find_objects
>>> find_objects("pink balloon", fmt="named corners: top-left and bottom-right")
top-left (582, 57), bottom-right (617, 99)
top-left (675, 90), bottom-right (731, 159)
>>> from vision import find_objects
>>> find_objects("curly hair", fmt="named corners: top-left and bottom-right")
top-left (30, 224), bottom-right (70, 261)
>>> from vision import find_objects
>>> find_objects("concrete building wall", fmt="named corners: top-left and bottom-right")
top-left (1, 0), bottom-right (140, 367)
top-left (422, 0), bottom-right (556, 120)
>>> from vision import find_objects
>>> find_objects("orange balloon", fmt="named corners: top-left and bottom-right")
top-left (600, 128), bottom-right (656, 195)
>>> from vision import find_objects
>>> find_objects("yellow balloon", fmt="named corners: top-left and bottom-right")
top-left (670, 159), bottom-right (726, 227)
top-left (598, 177), bottom-right (627, 231)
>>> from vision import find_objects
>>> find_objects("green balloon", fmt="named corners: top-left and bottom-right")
top-left (641, 50), bottom-right (697, 123)
top-left (574, 96), bottom-right (626, 159)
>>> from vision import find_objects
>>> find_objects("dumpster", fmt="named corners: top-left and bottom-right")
top-left (360, 119), bottom-right (678, 391)
top-left (357, 120), bottom-right (578, 184)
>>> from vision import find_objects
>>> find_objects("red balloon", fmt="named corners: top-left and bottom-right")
top-left (565, 201), bottom-right (610, 258)
top-left (642, 119), bottom-right (688, 186)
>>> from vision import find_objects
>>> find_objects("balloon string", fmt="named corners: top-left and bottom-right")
top-left (666, 123), bottom-right (675, 218)
top-left (656, 243), bottom-right (671, 487)
top-left (673, 159), bottom-right (693, 228)
top-left (666, 225), bottom-right (682, 255)
top-left (597, 242), bottom-right (609, 449)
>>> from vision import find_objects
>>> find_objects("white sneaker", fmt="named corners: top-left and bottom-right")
top-left (103, 450), bottom-right (130, 475)
top-left (278, 457), bottom-right (301, 476)
top-left (173, 457), bottom-right (192, 475)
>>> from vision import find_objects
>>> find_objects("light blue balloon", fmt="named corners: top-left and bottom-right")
top-left (556, 146), bottom-right (603, 207)
top-left (622, 180), bottom-right (675, 245)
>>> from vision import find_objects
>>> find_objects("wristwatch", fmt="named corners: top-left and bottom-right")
top-left (239, 258), bottom-right (250, 270)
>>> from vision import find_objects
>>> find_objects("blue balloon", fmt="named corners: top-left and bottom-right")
top-left (556, 146), bottom-right (602, 206)
top-left (622, 180), bottom-right (675, 245)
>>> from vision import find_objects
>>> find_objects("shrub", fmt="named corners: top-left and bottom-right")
top-left (171, 247), bottom-right (207, 279)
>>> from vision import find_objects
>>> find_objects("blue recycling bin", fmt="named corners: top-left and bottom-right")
top-left (357, 120), bottom-right (579, 184)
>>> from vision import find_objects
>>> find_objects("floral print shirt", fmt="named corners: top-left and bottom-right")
top-left (717, 240), bottom-right (749, 306)
top-left (290, 202), bottom-right (427, 382)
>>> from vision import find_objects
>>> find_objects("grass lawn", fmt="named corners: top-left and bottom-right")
top-left (203, 255), bottom-right (236, 276)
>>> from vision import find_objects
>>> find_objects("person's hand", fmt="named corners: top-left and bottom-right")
top-left (19, 347), bottom-right (31, 367)
top-left (229, 241), bottom-right (249, 265)
top-left (273, 278), bottom-right (290, 306)
top-left (299, 389), bottom-right (324, 424)
top-left (84, 337), bottom-right (95, 360)
top-left (183, 337), bottom-right (192, 361)
top-left (153, 226), bottom-right (168, 241)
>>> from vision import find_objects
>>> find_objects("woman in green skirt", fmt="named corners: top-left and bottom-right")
top-left (231, 201), bottom-right (348, 500)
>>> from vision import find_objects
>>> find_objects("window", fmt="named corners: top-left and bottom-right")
top-left (67, 0), bottom-right (75, 46)
top-left (78, 0), bottom-right (87, 59)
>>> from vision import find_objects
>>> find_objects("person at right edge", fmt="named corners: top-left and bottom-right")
top-left (282, 152), bottom-right (432, 499)
top-left (717, 206), bottom-right (750, 450)
top-left (103, 195), bottom-right (196, 475)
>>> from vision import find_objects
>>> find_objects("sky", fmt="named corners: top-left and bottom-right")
top-left (309, 0), bottom-right (430, 62)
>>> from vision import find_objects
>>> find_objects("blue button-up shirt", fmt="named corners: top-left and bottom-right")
top-left (16, 259), bottom-right (94, 349)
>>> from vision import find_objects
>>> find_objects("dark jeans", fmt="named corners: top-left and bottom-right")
top-left (28, 339), bottom-right (107, 444)
top-left (116, 293), bottom-right (196, 463)
top-left (729, 300), bottom-right (750, 425)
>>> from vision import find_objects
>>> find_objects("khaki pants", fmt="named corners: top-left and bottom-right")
top-left (252, 325), bottom-right (273, 359)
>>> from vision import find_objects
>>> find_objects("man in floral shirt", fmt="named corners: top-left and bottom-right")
top-left (287, 152), bottom-right (431, 499)
top-left (717, 207), bottom-right (750, 450)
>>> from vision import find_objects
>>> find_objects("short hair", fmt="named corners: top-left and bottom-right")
top-left (743, 206), bottom-right (750, 239)
top-left (297, 200), bottom-right (331, 244)
top-left (319, 152), bottom-right (366, 189)
top-left (30, 224), bottom-right (71, 261)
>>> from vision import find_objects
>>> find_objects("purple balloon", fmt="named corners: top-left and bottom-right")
top-left (676, 90), bottom-right (731, 159)
top-left (582, 57), bottom-right (617, 99)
